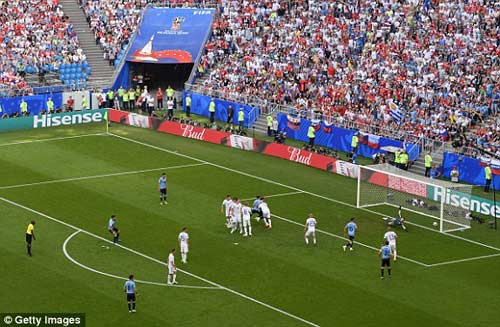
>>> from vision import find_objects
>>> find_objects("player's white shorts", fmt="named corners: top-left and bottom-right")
top-left (389, 241), bottom-right (397, 250)
top-left (242, 216), bottom-right (251, 225)
top-left (305, 229), bottom-right (316, 237)
top-left (232, 215), bottom-right (241, 223)
top-left (168, 266), bottom-right (176, 275)
top-left (261, 210), bottom-right (270, 219)
top-left (180, 243), bottom-right (189, 253)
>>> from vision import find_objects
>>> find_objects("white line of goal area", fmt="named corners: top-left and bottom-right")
top-left (63, 230), bottom-right (221, 290)
top-left (0, 163), bottom-right (208, 190)
top-left (0, 197), bottom-right (320, 327)
top-left (109, 133), bottom-right (500, 255)
top-left (0, 132), bottom-right (105, 147)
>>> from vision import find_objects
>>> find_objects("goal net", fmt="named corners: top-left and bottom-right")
top-left (357, 163), bottom-right (472, 232)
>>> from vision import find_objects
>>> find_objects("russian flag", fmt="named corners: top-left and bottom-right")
top-left (479, 156), bottom-right (500, 175)
top-left (311, 119), bottom-right (321, 132)
top-left (286, 115), bottom-right (301, 130)
top-left (323, 121), bottom-right (333, 133)
top-left (368, 134), bottom-right (381, 149)
top-left (359, 132), bottom-right (368, 145)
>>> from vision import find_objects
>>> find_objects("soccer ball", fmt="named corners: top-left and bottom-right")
top-left (433, 222), bottom-right (438, 227)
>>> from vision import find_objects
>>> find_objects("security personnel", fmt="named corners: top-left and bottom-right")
top-left (122, 89), bottom-right (129, 111)
top-left (185, 93), bottom-right (191, 117)
top-left (307, 124), bottom-right (316, 147)
top-left (117, 86), bottom-right (126, 110)
top-left (394, 148), bottom-right (401, 168)
top-left (166, 86), bottom-right (174, 99)
top-left (400, 150), bottom-right (409, 170)
top-left (46, 97), bottom-right (54, 113)
top-left (26, 220), bottom-right (36, 256)
top-left (266, 114), bottom-right (273, 136)
top-left (107, 89), bottom-right (115, 108)
top-left (484, 164), bottom-right (492, 193)
top-left (238, 108), bottom-right (245, 131)
top-left (351, 132), bottom-right (359, 153)
top-left (81, 95), bottom-right (89, 110)
top-left (209, 98), bottom-right (215, 123)
top-left (424, 152), bottom-right (432, 177)
top-left (156, 88), bottom-right (163, 109)
top-left (128, 88), bottom-right (136, 111)
top-left (20, 99), bottom-right (28, 116)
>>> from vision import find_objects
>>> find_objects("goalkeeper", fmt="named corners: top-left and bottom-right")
top-left (384, 206), bottom-right (407, 231)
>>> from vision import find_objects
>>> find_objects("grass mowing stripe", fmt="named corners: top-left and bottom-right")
top-left (0, 163), bottom-right (207, 189)
top-left (0, 133), bottom-right (105, 147)
top-left (63, 230), bottom-right (222, 290)
top-left (426, 253), bottom-right (500, 267)
top-left (1, 196), bottom-right (321, 327)
top-left (271, 213), bottom-right (431, 267)
top-left (110, 132), bottom-right (500, 255)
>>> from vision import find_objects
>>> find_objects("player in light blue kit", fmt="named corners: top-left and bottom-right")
top-left (158, 173), bottom-right (168, 205)
top-left (378, 240), bottom-right (393, 279)
top-left (124, 274), bottom-right (138, 312)
top-left (342, 218), bottom-right (357, 251)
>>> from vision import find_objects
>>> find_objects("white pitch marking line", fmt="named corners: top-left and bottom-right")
top-left (0, 163), bottom-right (207, 190)
top-left (109, 133), bottom-right (500, 254)
top-left (1, 197), bottom-right (320, 327)
top-left (426, 253), bottom-right (500, 268)
top-left (271, 213), bottom-right (430, 267)
top-left (240, 191), bottom-right (304, 202)
top-left (63, 230), bottom-right (221, 290)
top-left (0, 133), bottom-right (106, 147)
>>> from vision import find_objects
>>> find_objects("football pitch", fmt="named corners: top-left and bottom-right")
top-left (1, 122), bottom-right (500, 327)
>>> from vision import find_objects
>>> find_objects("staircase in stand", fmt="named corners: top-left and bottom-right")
top-left (61, 0), bottom-right (116, 89)
top-left (409, 140), bottom-right (446, 177)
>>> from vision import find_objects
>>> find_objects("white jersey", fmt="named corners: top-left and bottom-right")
top-left (306, 217), bottom-right (317, 232)
top-left (384, 231), bottom-right (398, 244)
top-left (178, 231), bottom-right (189, 245)
top-left (242, 205), bottom-right (252, 220)
top-left (231, 202), bottom-right (242, 219)
top-left (168, 253), bottom-right (175, 270)
top-left (259, 202), bottom-right (270, 217)
top-left (222, 199), bottom-right (233, 217)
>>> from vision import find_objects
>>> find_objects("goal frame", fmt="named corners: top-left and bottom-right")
top-left (357, 164), bottom-right (472, 233)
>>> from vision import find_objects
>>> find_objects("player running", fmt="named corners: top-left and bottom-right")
top-left (158, 173), bottom-right (168, 205)
top-left (378, 240), bottom-right (393, 279)
top-left (383, 226), bottom-right (398, 261)
top-left (229, 197), bottom-right (243, 234)
top-left (304, 213), bottom-right (317, 246)
top-left (242, 202), bottom-right (252, 237)
top-left (178, 227), bottom-right (189, 263)
top-left (167, 248), bottom-right (178, 285)
top-left (258, 198), bottom-right (272, 229)
top-left (221, 195), bottom-right (233, 228)
top-left (107, 215), bottom-right (120, 244)
top-left (343, 218), bottom-right (357, 251)
top-left (124, 274), bottom-right (138, 313)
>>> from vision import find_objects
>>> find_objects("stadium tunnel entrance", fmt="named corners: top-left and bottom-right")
top-left (128, 62), bottom-right (193, 91)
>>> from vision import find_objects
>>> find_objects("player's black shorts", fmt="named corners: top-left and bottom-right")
top-left (126, 293), bottom-right (136, 302)
top-left (349, 235), bottom-right (355, 241)
top-left (109, 227), bottom-right (119, 234)
top-left (25, 234), bottom-right (32, 244)
top-left (160, 188), bottom-right (167, 195)
top-left (381, 258), bottom-right (391, 267)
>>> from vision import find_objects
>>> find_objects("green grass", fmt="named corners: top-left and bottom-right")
top-left (1, 122), bottom-right (500, 327)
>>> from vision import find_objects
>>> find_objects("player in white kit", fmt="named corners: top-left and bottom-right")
top-left (167, 248), bottom-right (177, 285)
top-left (178, 227), bottom-right (189, 263)
top-left (229, 197), bottom-right (243, 234)
top-left (258, 198), bottom-right (272, 229)
top-left (383, 226), bottom-right (398, 261)
top-left (242, 202), bottom-right (252, 237)
top-left (304, 213), bottom-right (317, 245)
top-left (221, 195), bottom-right (233, 228)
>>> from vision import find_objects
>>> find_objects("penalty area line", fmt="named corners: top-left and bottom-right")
top-left (0, 197), bottom-right (320, 327)
top-left (240, 191), bottom-right (304, 202)
top-left (63, 230), bottom-right (221, 290)
top-left (426, 253), bottom-right (500, 267)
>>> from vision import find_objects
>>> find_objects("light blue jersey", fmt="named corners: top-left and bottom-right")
top-left (125, 280), bottom-right (136, 294)
top-left (253, 198), bottom-right (262, 210)
top-left (381, 245), bottom-right (391, 259)
top-left (159, 176), bottom-right (167, 190)
top-left (346, 221), bottom-right (357, 236)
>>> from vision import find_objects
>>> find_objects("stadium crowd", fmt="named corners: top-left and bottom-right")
top-left (0, 0), bottom-right (86, 91)
top-left (196, 0), bottom-right (500, 143)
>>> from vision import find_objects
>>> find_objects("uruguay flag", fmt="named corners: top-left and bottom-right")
top-left (389, 102), bottom-right (403, 124)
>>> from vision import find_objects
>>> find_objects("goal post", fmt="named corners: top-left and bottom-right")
top-left (357, 163), bottom-right (472, 233)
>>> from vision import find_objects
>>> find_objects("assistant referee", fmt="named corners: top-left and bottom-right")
top-left (26, 220), bottom-right (36, 256)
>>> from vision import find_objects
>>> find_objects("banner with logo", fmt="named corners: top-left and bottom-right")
top-left (127, 8), bottom-right (215, 64)
top-left (261, 143), bottom-right (338, 172)
top-left (229, 135), bottom-right (256, 151)
top-left (0, 109), bottom-right (108, 133)
top-left (335, 161), bottom-right (359, 178)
